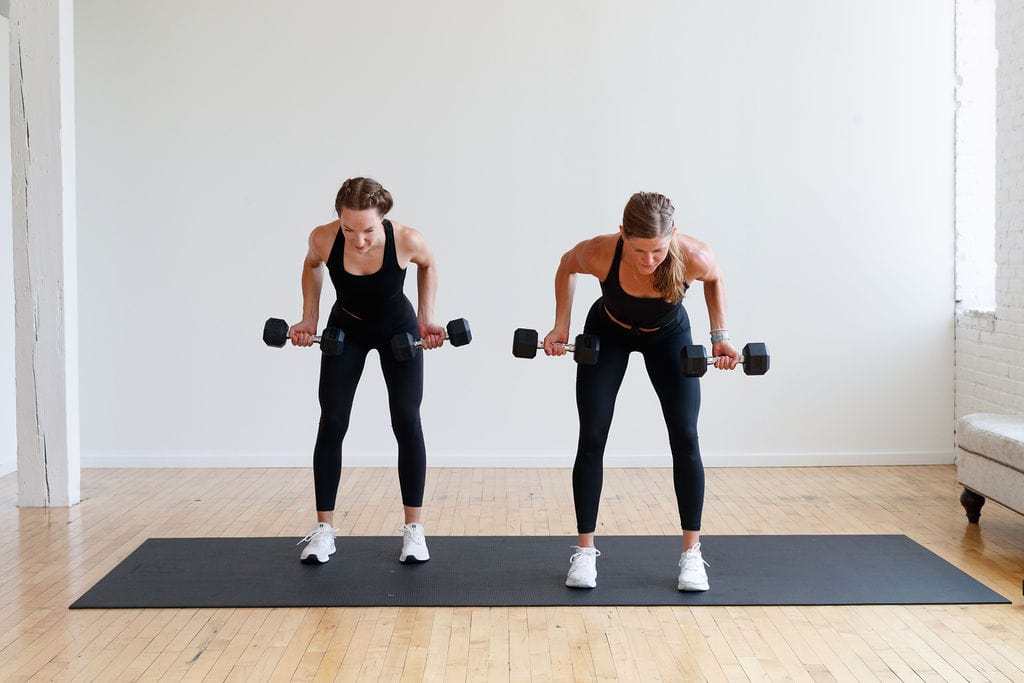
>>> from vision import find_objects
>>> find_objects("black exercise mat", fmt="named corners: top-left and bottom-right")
top-left (70, 534), bottom-right (1009, 608)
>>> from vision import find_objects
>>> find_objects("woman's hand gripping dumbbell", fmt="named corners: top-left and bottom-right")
top-left (390, 318), bottom-right (473, 361)
top-left (263, 317), bottom-right (345, 355)
top-left (680, 342), bottom-right (770, 377)
top-left (512, 328), bottom-right (600, 365)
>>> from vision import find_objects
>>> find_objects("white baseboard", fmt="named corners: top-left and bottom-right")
top-left (81, 450), bottom-right (956, 468)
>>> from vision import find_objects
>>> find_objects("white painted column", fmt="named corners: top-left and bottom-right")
top-left (10, 0), bottom-right (80, 507)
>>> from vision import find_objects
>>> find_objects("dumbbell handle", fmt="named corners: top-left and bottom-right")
top-left (296, 330), bottom-right (343, 348)
top-left (408, 331), bottom-right (454, 349)
top-left (704, 354), bottom-right (749, 364)
top-left (285, 332), bottom-right (327, 345)
top-left (277, 323), bottom-right (329, 345)
top-left (535, 341), bottom-right (583, 352)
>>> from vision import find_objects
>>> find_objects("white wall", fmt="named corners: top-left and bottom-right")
top-left (73, 0), bottom-right (955, 468)
top-left (956, 0), bottom-right (1024, 416)
top-left (0, 16), bottom-right (13, 478)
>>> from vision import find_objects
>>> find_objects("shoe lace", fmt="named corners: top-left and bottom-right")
top-left (569, 546), bottom-right (601, 564)
top-left (297, 525), bottom-right (338, 546)
top-left (678, 544), bottom-right (710, 570)
top-left (398, 524), bottom-right (425, 544)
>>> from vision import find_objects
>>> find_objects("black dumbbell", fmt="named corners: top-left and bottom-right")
top-left (681, 342), bottom-right (770, 377)
top-left (390, 318), bottom-right (473, 361)
top-left (511, 328), bottom-right (600, 365)
top-left (263, 317), bottom-right (345, 356)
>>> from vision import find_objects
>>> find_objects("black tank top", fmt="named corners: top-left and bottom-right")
top-left (600, 237), bottom-right (683, 328)
top-left (326, 219), bottom-right (407, 319)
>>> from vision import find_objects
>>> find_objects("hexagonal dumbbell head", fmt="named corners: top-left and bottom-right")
top-left (320, 327), bottom-right (345, 356)
top-left (741, 342), bottom-right (770, 376)
top-left (446, 318), bottom-right (472, 347)
top-left (390, 332), bottom-right (417, 361)
top-left (572, 334), bottom-right (600, 365)
top-left (512, 328), bottom-right (540, 359)
top-left (681, 344), bottom-right (710, 377)
top-left (263, 318), bottom-right (290, 348)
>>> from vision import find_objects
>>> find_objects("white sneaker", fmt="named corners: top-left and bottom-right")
top-left (399, 523), bottom-right (430, 563)
top-left (677, 542), bottom-right (710, 591)
top-left (565, 546), bottom-right (601, 588)
top-left (298, 523), bottom-right (337, 564)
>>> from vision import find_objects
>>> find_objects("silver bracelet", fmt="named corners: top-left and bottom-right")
top-left (710, 330), bottom-right (730, 343)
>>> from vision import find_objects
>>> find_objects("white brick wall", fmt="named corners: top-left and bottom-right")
top-left (956, 0), bottom-right (997, 311)
top-left (955, 0), bottom-right (1024, 417)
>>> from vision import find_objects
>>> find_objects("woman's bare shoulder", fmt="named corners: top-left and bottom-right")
top-left (307, 220), bottom-right (340, 263)
top-left (675, 232), bottom-right (716, 281)
top-left (568, 232), bottom-right (619, 276)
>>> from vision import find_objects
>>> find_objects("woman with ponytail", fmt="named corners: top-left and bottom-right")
top-left (289, 177), bottom-right (444, 566)
top-left (544, 191), bottom-right (740, 591)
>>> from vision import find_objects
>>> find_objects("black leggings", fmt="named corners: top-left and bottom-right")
top-left (573, 299), bottom-right (703, 533)
top-left (313, 301), bottom-right (426, 511)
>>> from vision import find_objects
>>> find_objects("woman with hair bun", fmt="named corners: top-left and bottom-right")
top-left (290, 177), bottom-right (443, 566)
top-left (544, 191), bottom-right (740, 591)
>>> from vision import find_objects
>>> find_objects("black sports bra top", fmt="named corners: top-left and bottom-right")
top-left (326, 219), bottom-right (407, 319)
top-left (600, 237), bottom-right (685, 329)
